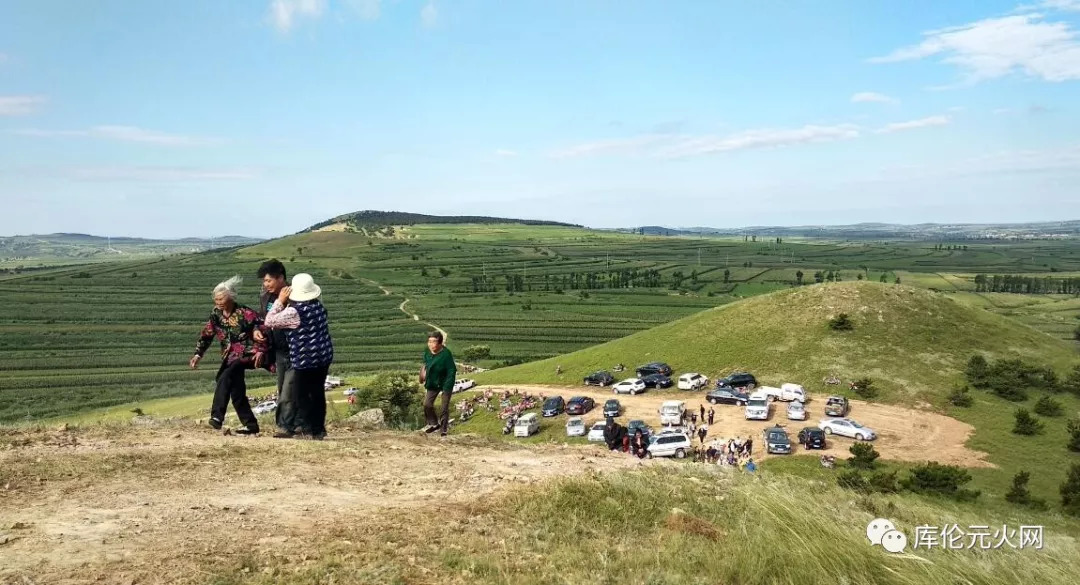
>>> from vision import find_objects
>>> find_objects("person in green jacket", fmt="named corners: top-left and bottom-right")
top-left (420, 331), bottom-right (456, 436)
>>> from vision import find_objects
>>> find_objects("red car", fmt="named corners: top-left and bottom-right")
top-left (566, 396), bottom-right (596, 415)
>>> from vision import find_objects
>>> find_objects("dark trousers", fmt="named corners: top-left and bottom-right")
top-left (274, 354), bottom-right (302, 432)
top-left (294, 365), bottom-right (329, 436)
top-left (423, 390), bottom-right (451, 431)
top-left (211, 361), bottom-right (258, 431)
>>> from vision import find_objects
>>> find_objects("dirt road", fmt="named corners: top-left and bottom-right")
top-left (0, 424), bottom-right (646, 583)
top-left (481, 384), bottom-right (993, 468)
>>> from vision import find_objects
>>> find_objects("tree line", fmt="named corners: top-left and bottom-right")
top-left (973, 274), bottom-right (1080, 295)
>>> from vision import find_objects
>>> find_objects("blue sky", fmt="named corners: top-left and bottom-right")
top-left (2, 0), bottom-right (1079, 238)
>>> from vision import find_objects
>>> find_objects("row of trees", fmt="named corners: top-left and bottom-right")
top-left (973, 274), bottom-right (1080, 294)
top-left (468, 269), bottom-right (670, 293)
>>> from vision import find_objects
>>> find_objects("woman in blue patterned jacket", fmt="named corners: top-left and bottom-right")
top-left (264, 273), bottom-right (334, 440)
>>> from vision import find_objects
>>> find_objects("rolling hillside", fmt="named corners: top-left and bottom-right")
top-left (475, 281), bottom-right (1077, 402)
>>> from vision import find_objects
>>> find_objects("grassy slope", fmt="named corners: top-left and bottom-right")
top-left (476, 281), bottom-right (1077, 402)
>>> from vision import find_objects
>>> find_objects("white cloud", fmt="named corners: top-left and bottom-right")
top-left (68, 166), bottom-right (259, 182)
top-left (15, 125), bottom-right (218, 146)
top-left (550, 124), bottom-right (861, 160)
top-left (346, 0), bottom-right (381, 20)
top-left (494, 149), bottom-right (518, 157)
top-left (1037, 0), bottom-right (1080, 12)
top-left (875, 115), bottom-right (951, 134)
top-left (0, 95), bottom-right (46, 116)
top-left (421, 1), bottom-right (438, 28)
top-left (870, 13), bottom-right (1080, 83)
top-left (268, 0), bottom-right (326, 33)
top-left (851, 92), bottom-right (898, 104)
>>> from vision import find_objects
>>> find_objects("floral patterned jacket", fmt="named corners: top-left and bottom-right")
top-left (194, 304), bottom-right (269, 367)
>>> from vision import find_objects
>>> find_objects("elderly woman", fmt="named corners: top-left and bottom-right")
top-left (190, 276), bottom-right (267, 434)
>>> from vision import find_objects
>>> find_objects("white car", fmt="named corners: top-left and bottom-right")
top-left (647, 431), bottom-right (693, 458)
top-left (565, 417), bottom-right (586, 437)
top-left (659, 400), bottom-right (686, 426)
top-left (786, 401), bottom-right (808, 421)
top-left (677, 373), bottom-right (709, 391)
top-left (452, 379), bottom-right (476, 393)
top-left (587, 421), bottom-right (607, 442)
top-left (514, 413), bottom-right (540, 437)
top-left (343, 387), bottom-right (359, 396)
top-left (252, 400), bottom-right (277, 415)
top-left (818, 418), bottom-right (877, 441)
top-left (326, 376), bottom-right (343, 387)
top-left (613, 378), bottom-right (647, 395)
top-left (744, 391), bottom-right (771, 420)
top-left (761, 383), bottom-right (806, 403)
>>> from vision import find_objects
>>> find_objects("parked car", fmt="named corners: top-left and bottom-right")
top-left (636, 362), bottom-right (673, 377)
top-left (603, 398), bottom-right (622, 417)
top-left (343, 387), bottom-right (359, 396)
top-left (707, 386), bottom-right (750, 406)
top-left (452, 379), bottom-right (476, 393)
top-left (744, 391), bottom-right (771, 420)
top-left (761, 383), bottom-right (806, 403)
top-left (542, 396), bottom-right (565, 417)
top-left (659, 400), bottom-right (686, 426)
top-left (253, 400), bottom-right (277, 416)
top-left (818, 418), bottom-right (877, 441)
top-left (613, 378), bottom-right (647, 395)
top-left (647, 431), bottom-right (692, 459)
top-left (587, 420), bottom-right (608, 442)
top-left (677, 372), bottom-right (709, 391)
top-left (641, 373), bottom-right (674, 389)
top-left (584, 371), bottom-right (616, 387)
top-left (717, 372), bottom-right (758, 390)
top-left (763, 425), bottom-right (793, 454)
top-left (566, 396), bottom-right (596, 415)
top-left (797, 426), bottom-right (827, 449)
top-left (786, 401), bottom-right (808, 421)
top-left (565, 417), bottom-right (586, 437)
top-left (824, 396), bottom-right (850, 417)
top-left (627, 419), bottom-right (652, 439)
top-left (514, 413), bottom-right (540, 437)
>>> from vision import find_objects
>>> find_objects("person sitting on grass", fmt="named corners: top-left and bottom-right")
top-left (603, 417), bottom-right (626, 452)
top-left (745, 458), bottom-right (757, 473)
top-left (631, 430), bottom-right (649, 459)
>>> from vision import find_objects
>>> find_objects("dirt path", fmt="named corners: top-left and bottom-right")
top-left (364, 278), bottom-right (449, 341)
top-left (480, 384), bottom-right (993, 468)
top-left (0, 425), bottom-right (646, 583)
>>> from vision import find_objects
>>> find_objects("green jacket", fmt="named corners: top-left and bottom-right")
top-left (423, 346), bottom-right (457, 393)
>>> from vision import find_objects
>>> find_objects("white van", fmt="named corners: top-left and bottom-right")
top-left (677, 373), bottom-right (709, 391)
top-left (744, 391), bottom-right (771, 421)
top-left (761, 383), bottom-right (806, 403)
top-left (659, 400), bottom-right (686, 426)
top-left (514, 413), bottom-right (540, 437)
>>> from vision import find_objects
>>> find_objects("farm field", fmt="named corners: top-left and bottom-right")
top-left (2, 221), bottom-right (1079, 422)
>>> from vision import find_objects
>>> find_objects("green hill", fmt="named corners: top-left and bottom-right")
top-left (475, 281), bottom-right (1077, 402)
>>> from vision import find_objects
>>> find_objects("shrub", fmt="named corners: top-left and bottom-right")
top-left (901, 462), bottom-right (980, 501)
top-left (837, 469), bottom-right (869, 492)
top-left (350, 373), bottom-right (422, 429)
top-left (1013, 408), bottom-right (1044, 436)
top-left (868, 470), bottom-right (900, 494)
top-left (1067, 418), bottom-right (1080, 452)
top-left (1033, 395), bottom-right (1063, 417)
top-left (1062, 464), bottom-right (1080, 517)
top-left (851, 378), bottom-right (877, 400)
top-left (965, 355), bottom-right (989, 387)
top-left (459, 345), bottom-right (491, 361)
top-left (848, 442), bottom-right (880, 470)
top-left (828, 313), bottom-right (854, 331)
top-left (947, 385), bottom-right (973, 407)
top-left (1064, 365), bottom-right (1080, 398)
top-left (438, 267), bottom-right (451, 277)
top-left (1005, 471), bottom-right (1047, 509)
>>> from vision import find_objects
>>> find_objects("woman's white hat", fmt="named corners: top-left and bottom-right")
top-left (290, 273), bottom-right (322, 302)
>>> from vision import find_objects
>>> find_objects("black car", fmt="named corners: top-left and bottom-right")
top-left (798, 427), bottom-right (828, 449)
top-left (635, 362), bottom-right (673, 377)
top-left (542, 396), bottom-right (565, 417)
top-left (763, 425), bottom-right (793, 455)
top-left (717, 372), bottom-right (757, 390)
top-left (627, 419), bottom-right (652, 440)
top-left (566, 396), bottom-right (596, 415)
top-left (584, 371), bottom-right (615, 387)
top-left (603, 398), bottom-right (622, 417)
top-left (641, 373), bottom-right (673, 389)
top-left (706, 386), bottom-right (750, 406)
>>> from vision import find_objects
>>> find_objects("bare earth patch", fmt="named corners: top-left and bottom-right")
top-left (481, 384), bottom-right (994, 468)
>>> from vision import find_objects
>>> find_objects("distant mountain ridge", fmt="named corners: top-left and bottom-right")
top-left (620, 220), bottom-right (1080, 239)
top-left (304, 210), bottom-right (581, 232)
top-left (3, 233), bottom-right (262, 244)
